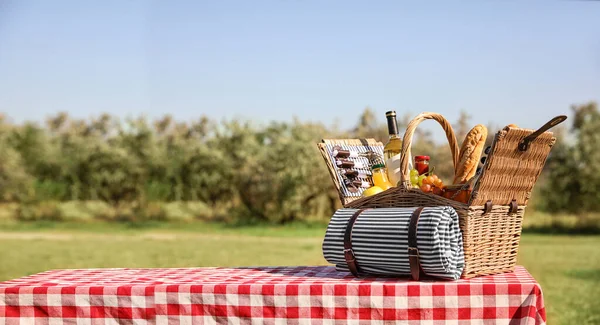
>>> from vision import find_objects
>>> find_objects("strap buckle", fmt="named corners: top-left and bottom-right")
top-left (344, 248), bottom-right (356, 262)
top-left (408, 247), bottom-right (419, 257)
top-left (509, 199), bottom-right (519, 214)
top-left (483, 200), bottom-right (493, 215)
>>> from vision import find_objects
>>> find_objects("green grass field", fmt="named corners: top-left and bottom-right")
top-left (0, 222), bottom-right (598, 324)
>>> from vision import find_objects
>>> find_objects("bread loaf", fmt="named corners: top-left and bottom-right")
top-left (453, 124), bottom-right (488, 184)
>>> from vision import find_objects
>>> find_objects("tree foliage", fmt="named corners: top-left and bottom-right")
top-left (540, 101), bottom-right (600, 213)
top-left (0, 104), bottom-right (594, 223)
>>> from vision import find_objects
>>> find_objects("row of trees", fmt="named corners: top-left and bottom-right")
top-left (540, 102), bottom-right (600, 214)
top-left (0, 102), bottom-right (598, 223)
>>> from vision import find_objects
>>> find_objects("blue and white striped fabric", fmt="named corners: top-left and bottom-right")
top-left (322, 207), bottom-right (465, 280)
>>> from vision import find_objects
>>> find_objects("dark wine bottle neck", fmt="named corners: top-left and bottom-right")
top-left (386, 115), bottom-right (398, 136)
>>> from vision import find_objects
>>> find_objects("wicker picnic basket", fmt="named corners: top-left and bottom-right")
top-left (326, 112), bottom-right (562, 278)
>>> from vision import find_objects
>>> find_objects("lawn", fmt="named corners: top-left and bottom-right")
top-left (0, 222), bottom-right (598, 325)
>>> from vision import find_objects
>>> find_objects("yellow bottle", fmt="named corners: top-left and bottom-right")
top-left (371, 164), bottom-right (394, 191)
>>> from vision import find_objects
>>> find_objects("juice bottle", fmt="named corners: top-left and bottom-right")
top-left (371, 164), bottom-right (394, 190)
top-left (414, 155), bottom-right (430, 175)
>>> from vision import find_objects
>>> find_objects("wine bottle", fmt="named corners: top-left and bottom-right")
top-left (383, 111), bottom-right (402, 160)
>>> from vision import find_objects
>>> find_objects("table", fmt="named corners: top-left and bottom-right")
top-left (0, 266), bottom-right (545, 324)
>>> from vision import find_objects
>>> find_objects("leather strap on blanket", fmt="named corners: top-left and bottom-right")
top-left (408, 207), bottom-right (425, 281)
top-left (343, 207), bottom-right (425, 280)
top-left (343, 209), bottom-right (366, 276)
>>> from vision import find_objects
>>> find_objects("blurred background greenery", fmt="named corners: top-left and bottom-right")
top-left (0, 101), bottom-right (599, 230)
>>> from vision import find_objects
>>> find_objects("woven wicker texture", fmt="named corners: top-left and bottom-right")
top-left (470, 127), bottom-right (556, 206)
top-left (460, 205), bottom-right (524, 277)
top-left (342, 113), bottom-right (556, 278)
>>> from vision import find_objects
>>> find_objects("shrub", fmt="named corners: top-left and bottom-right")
top-left (162, 201), bottom-right (214, 222)
top-left (139, 202), bottom-right (168, 222)
top-left (57, 201), bottom-right (94, 222)
top-left (16, 201), bottom-right (62, 221)
top-left (82, 201), bottom-right (115, 220)
top-left (0, 203), bottom-right (19, 221)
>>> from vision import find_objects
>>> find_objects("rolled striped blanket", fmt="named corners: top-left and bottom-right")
top-left (322, 207), bottom-right (465, 280)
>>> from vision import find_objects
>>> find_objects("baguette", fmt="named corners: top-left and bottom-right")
top-left (453, 124), bottom-right (488, 184)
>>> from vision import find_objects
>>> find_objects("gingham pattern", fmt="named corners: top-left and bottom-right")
top-left (323, 207), bottom-right (465, 280)
top-left (0, 266), bottom-right (545, 324)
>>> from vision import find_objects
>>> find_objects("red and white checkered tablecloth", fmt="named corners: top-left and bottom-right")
top-left (0, 265), bottom-right (545, 325)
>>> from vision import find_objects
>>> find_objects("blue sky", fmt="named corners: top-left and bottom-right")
top-left (0, 0), bottom-right (599, 132)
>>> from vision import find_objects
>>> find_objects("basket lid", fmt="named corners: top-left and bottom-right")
top-left (470, 127), bottom-right (556, 206)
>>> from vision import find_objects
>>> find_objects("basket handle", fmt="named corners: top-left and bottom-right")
top-left (399, 112), bottom-right (460, 188)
